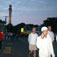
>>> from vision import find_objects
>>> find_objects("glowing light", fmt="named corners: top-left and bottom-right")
top-left (21, 28), bottom-right (24, 32)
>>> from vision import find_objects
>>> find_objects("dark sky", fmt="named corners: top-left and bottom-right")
top-left (0, 0), bottom-right (57, 25)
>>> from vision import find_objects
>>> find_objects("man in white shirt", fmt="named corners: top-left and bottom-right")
top-left (36, 27), bottom-right (55, 57)
top-left (48, 26), bottom-right (54, 42)
top-left (28, 27), bottom-right (38, 57)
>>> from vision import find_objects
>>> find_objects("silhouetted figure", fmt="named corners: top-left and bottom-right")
top-left (0, 32), bottom-right (4, 49)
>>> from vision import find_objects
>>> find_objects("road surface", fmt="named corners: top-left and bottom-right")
top-left (0, 37), bottom-right (57, 57)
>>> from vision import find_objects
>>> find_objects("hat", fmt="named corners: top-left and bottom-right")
top-left (41, 27), bottom-right (48, 31)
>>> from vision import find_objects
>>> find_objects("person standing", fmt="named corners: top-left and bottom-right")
top-left (0, 32), bottom-right (4, 49)
top-left (48, 26), bottom-right (54, 42)
top-left (28, 27), bottom-right (38, 57)
top-left (36, 27), bottom-right (55, 57)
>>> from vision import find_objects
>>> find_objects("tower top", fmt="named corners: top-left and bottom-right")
top-left (9, 5), bottom-right (12, 8)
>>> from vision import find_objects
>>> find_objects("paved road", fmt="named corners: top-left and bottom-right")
top-left (0, 37), bottom-right (57, 57)
top-left (0, 37), bottom-right (29, 57)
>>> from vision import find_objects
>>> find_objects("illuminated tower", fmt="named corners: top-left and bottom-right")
top-left (9, 5), bottom-right (12, 24)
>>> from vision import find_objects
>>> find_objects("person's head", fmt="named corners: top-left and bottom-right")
top-left (48, 26), bottom-right (52, 31)
top-left (32, 27), bottom-right (36, 33)
top-left (41, 27), bottom-right (48, 36)
top-left (0, 32), bottom-right (3, 34)
top-left (1, 32), bottom-right (3, 34)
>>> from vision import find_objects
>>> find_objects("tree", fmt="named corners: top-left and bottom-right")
top-left (42, 17), bottom-right (57, 33)
top-left (6, 24), bottom-right (14, 32)
top-left (0, 19), bottom-right (6, 24)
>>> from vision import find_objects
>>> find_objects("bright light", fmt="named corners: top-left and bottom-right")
top-left (21, 28), bottom-right (24, 32)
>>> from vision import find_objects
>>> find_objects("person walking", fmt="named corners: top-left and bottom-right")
top-left (48, 26), bottom-right (54, 42)
top-left (0, 32), bottom-right (4, 49)
top-left (36, 27), bottom-right (55, 57)
top-left (28, 27), bottom-right (38, 57)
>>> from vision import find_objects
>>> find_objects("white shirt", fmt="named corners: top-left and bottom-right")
top-left (36, 35), bottom-right (55, 57)
top-left (48, 31), bottom-right (54, 42)
top-left (28, 33), bottom-right (38, 45)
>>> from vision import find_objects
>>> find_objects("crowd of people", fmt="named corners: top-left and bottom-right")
top-left (0, 25), bottom-right (56, 57)
top-left (0, 32), bottom-right (19, 50)
top-left (28, 26), bottom-right (55, 57)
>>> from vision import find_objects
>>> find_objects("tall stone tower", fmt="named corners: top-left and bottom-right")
top-left (9, 5), bottom-right (12, 24)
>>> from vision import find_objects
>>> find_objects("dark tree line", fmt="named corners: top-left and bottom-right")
top-left (5, 23), bottom-right (38, 34)
top-left (42, 17), bottom-right (57, 33)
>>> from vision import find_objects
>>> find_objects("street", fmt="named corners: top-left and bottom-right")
top-left (0, 37), bottom-right (57, 57)
top-left (0, 37), bottom-right (28, 57)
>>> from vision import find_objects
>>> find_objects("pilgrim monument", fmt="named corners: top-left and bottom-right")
top-left (9, 5), bottom-right (12, 24)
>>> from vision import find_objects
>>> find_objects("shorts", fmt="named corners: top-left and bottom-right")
top-left (29, 44), bottom-right (37, 50)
